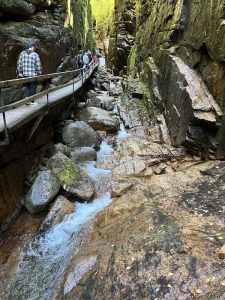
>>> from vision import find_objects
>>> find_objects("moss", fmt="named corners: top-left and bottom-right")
top-left (54, 159), bottom-right (80, 187)
top-left (72, 0), bottom-right (94, 51)
top-left (127, 45), bottom-right (138, 77)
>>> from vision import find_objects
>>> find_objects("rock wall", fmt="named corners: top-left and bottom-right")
top-left (109, 0), bottom-right (225, 156)
top-left (108, 0), bottom-right (136, 74)
top-left (0, 0), bottom-right (94, 81)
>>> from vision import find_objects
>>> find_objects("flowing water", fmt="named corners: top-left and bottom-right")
top-left (1, 141), bottom-right (114, 300)
top-left (118, 122), bottom-right (131, 139)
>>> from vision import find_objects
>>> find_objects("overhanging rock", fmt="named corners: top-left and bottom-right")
top-left (158, 52), bottom-right (223, 151)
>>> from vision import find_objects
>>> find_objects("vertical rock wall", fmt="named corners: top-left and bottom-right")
top-left (108, 0), bottom-right (136, 74)
top-left (109, 0), bottom-right (225, 156)
top-left (0, 0), bottom-right (94, 81)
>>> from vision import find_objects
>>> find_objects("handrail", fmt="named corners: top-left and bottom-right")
top-left (0, 60), bottom-right (98, 145)
top-left (0, 60), bottom-right (95, 89)
top-left (0, 75), bottom-right (83, 113)
top-left (0, 60), bottom-right (97, 112)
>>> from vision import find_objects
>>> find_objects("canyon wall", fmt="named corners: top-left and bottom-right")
top-left (109, 0), bottom-right (225, 156)
top-left (0, 0), bottom-right (94, 226)
top-left (0, 0), bottom-right (94, 81)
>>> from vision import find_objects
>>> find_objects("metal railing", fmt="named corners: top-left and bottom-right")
top-left (0, 60), bottom-right (98, 144)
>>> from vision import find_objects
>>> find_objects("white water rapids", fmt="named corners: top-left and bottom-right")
top-left (2, 141), bottom-right (113, 300)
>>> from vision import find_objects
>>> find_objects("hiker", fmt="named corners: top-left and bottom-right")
top-left (76, 50), bottom-right (83, 76)
top-left (83, 51), bottom-right (90, 72)
top-left (93, 54), bottom-right (97, 62)
top-left (87, 50), bottom-right (93, 64)
top-left (17, 42), bottom-right (42, 105)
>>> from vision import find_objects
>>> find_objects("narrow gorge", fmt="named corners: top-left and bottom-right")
top-left (0, 1), bottom-right (225, 300)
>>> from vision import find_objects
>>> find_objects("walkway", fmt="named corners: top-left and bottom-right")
top-left (0, 63), bottom-right (97, 136)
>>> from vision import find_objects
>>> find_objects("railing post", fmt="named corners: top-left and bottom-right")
top-left (0, 88), bottom-right (9, 143)
top-left (72, 70), bottom-right (75, 101)
top-left (82, 67), bottom-right (84, 85)
top-left (46, 92), bottom-right (49, 112)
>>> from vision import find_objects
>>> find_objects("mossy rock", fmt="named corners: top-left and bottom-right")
top-left (49, 152), bottom-right (95, 201)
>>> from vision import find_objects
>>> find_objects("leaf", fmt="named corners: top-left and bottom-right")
top-left (205, 278), bottom-right (211, 284)
top-left (220, 281), bottom-right (225, 286)
top-left (195, 289), bottom-right (202, 294)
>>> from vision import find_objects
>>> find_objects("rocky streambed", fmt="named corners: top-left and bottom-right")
top-left (0, 68), bottom-right (225, 300)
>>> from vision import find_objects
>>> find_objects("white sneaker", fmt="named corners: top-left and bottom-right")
top-left (30, 102), bottom-right (38, 106)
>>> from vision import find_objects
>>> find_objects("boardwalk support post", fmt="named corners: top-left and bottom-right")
top-left (26, 113), bottom-right (46, 143)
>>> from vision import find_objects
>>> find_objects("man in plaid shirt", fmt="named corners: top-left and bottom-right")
top-left (17, 42), bottom-right (42, 105)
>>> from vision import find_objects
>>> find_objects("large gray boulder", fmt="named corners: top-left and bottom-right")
top-left (76, 107), bottom-right (120, 133)
top-left (49, 152), bottom-right (95, 201)
top-left (62, 121), bottom-right (100, 149)
top-left (70, 147), bottom-right (97, 162)
top-left (25, 171), bottom-right (60, 214)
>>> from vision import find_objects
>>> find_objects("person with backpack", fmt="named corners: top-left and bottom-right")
top-left (17, 41), bottom-right (42, 105)
top-left (83, 52), bottom-right (90, 72)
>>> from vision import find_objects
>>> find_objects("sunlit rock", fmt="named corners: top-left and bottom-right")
top-left (76, 107), bottom-right (120, 133)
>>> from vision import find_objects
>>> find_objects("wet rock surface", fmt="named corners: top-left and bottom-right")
top-left (24, 170), bottom-right (60, 214)
top-left (40, 195), bottom-right (75, 232)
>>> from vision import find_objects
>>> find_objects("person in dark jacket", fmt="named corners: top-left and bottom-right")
top-left (17, 42), bottom-right (42, 105)
top-left (76, 50), bottom-right (84, 76)
top-left (87, 50), bottom-right (93, 63)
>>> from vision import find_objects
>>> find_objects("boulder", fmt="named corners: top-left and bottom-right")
top-left (101, 83), bottom-right (110, 91)
top-left (40, 195), bottom-right (75, 231)
top-left (76, 107), bottom-right (120, 133)
top-left (47, 143), bottom-right (70, 158)
top-left (97, 95), bottom-right (115, 111)
top-left (0, 0), bottom-right (36, 17)
top-left (24, 171), bottom-right (60, 214)
top-left (70, 147), bottom-right (97, 162)
top-left (49, 152), bottom-right (95, 201)
top-left (62, 121), bottom-right (101, 149)
top-left (86, 97), bottom-right (101, 108)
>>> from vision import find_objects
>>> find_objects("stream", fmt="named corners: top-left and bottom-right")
top-left (1, 139), bottom-right (117, 300)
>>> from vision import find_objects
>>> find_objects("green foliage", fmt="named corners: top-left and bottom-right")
top-left (91, 0), bottom-right (114, 42)
top-left (72, 0), bottom-right (94, 51)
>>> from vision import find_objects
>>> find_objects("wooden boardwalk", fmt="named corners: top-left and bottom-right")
top-left (0, 67), bottom-right (96, 135)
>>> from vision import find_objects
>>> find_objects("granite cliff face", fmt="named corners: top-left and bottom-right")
top-left (0, 0), bottom-right (93, 81)
top-left (109, 0), bottom-right (225, 156)
top-left (108, 0), bottom-right (136, 73)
